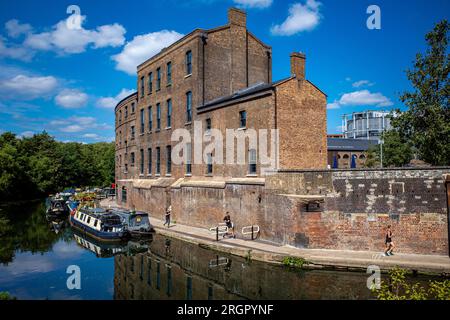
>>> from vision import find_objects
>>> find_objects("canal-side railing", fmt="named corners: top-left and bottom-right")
top-left (209, 223), bottom-right (228, 241)
top-left (242, 225), bottom-right (260, 240)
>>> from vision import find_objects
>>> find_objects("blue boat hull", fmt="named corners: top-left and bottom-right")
top-left (70, 215), bottom-right (130, 243)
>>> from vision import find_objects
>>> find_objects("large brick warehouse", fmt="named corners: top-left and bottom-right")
top-left (115, 8), bottom-right (450, 256)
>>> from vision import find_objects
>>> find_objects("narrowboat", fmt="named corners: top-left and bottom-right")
top-left (46, 197), bottom-right (69, 217)
top-left (68, 203), bottom-right (130, 242)
top-left (114, 210), bottom-right (154, 238)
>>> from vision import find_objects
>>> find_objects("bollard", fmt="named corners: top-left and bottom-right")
top-left (251, 225), bottom-right (254, 240)
top-left (216, 226), bottom-right (219, 242)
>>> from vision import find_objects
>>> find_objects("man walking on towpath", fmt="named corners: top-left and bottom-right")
top-left (164, 205), bottom-right (172, 228)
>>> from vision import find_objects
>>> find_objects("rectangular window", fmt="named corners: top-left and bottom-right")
top-left (119, 110), bottom-right (122, 123)
top-left (167, 99), bottom-right (172, 128)
top-left (130, 152), bottom-right (135, 165)
top-left (131, 102), bottom-right (135, 114)
top-left (207, 153), bottom-right (213, 175)
top-left (131, 126), bottom-right (135, 139)
top-left (147, 148), bottom-right (152, 174)
top-left (125, 106), bottom-right (128, 118)
top-left (140, 149), bottom-right (144, 175)
top-left (167, 62), bottom-right (172, 85)
top-left (166, 145), bottom-right (172, 175)
top-left (125, 163), bottom-right (128, 173)
top-left (156, 103), bottom-right (161, 130)
top-left (148, 106), bottom-right (153, 130)
top-left (249, 149), bottom-right (257, 174)
top-left (239, 110), bottom-right (247, 128)
top-left (156, 147), bottom-right (161, 174)
top-left (156, 67), bottom-right (161, 90)
top-left (140, 109), bottom-right (145, 133)
top-left (148, 72), bottom-right (153, 93)
top-left (186, 142), bottom-right (192, 175)
top-left (205, 118), bottom-right (211, 134)
top-left (140, 76), bottom-right (145, 97)
top-left (186, 91), bottom-right (192, 122)
top-left (186, 51), bottom-right (192, 75)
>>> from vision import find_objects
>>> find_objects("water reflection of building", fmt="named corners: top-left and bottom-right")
top-left (113, 234), bottom-right (373, 300)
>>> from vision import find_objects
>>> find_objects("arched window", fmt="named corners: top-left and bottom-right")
top-left (359, 154), bottom-right (366, 159)
top-left (343, 154), bottom-right (349, 159)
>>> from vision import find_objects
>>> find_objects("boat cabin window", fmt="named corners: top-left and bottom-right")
top-left (87, 217), bottom-right (91, 224)
top-left (94, 220), bottom-right (98, 227)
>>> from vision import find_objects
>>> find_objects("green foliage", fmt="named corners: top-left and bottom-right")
top-left (365, 130), bottom-right (414, 168)
top-left (0, 291), bottom-right (16, 300)
top-left (392, 20), bottom-right (450, 166)
top-left (0, 131), bottom-right (115, 202)
top-left (375, 267), bottom-right (450, 300)
top-left (282, 256), bottom-right (309, 269)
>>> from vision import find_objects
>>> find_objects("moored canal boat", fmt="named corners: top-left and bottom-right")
top-left (114, 210), bottom-right (154, 238)
top-left (68, 202), bottom-right (130, 242)
top-left (45, 197), bottom-right (69, 217)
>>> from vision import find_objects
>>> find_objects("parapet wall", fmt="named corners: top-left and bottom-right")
top-left (117, 168), bottom-right (450, 256)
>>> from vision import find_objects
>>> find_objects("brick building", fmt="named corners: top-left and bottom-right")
top-left (113, 8), bottom-right (449, 256)
top-left (115, 8), bottom-right (327, 187)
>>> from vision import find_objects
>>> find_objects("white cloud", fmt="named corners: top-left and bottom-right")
top-left (271, 0), bottom-right (322, 36)
top-left (96, 88), bottom-right (135, 108)
top-left (112, 30), bottom-right (184, 75)
top-left (18, 131), bottom-right (34, 138)
top-left (0, 37), bottom-right (34, 61)
top-left (24, 15), bottom-right (126, 54)
top-left (83, 133), bottom-right (99, 139)
top-left (326, 101), bottom-right (340, 110)
top-left (339, 90), bottom-right (393, 107)
top-left (233, 0), bottom-right (272, 9)
top-left (5, 19), bottom-right (32, 38)
top-left (352, 80), bottom-right (374, 88)
top-left (0, 74), bottom-right (58, 99)
top-left (49, 116), bottom-right (110, 133)
top-left (328, 90), bottom-right (394, 109)
top-left (55, 89), bottom-right (88, 109)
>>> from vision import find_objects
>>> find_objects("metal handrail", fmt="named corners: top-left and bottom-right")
top-left (209, 223), bottom-right (229, 241)
top-left (241, 225), bottom-right (260, 240)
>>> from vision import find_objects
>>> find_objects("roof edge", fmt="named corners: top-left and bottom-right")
top-left (114, 91), bottom-right (138, 112)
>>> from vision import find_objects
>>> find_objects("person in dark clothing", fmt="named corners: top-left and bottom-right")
top-left (164, 205), bottom-right (172, 228)
top-left (223, 212), bottom-right (235, 238)
top-left (384, 225), bottom-right (395, 256)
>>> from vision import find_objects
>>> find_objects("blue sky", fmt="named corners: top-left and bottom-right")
top-left (0, 0), bottom-right (448, 142)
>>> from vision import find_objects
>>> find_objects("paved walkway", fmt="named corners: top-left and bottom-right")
top-left (150, 218), bottom-right (450, 275)
top-left (100, 198), bottom-right (450, 274)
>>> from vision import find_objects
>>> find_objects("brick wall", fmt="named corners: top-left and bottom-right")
top-left (117, 168), bottom-right (449, 256)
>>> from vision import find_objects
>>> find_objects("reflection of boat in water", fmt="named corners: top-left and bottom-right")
top-left (68, 203), bottom-right (130, 242)
top-left (45, 215), bottom-right (69, 235)
top-left (72, 228), bottom-right (151, 258)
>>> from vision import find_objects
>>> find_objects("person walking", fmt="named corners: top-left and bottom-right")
top-left (223, 212), bottom-right (235, 238)
top-left (164, 205), bottom-right (172, 228)
top-left (384, 225), bottom-right (395, 256)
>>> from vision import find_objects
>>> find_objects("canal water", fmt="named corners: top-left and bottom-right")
top-left (0, 201), bottom-right (438, 300)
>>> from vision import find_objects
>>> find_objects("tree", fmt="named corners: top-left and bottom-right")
top-left (365, 130), bottom-right (414, 168)
top-left (395, 20), bottom-right (450, 166)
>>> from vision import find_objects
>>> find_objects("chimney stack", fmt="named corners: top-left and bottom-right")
top-left (290, 52), bottom-right (306, 80)
top-left (228, 7), bottom-right (246, 27)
